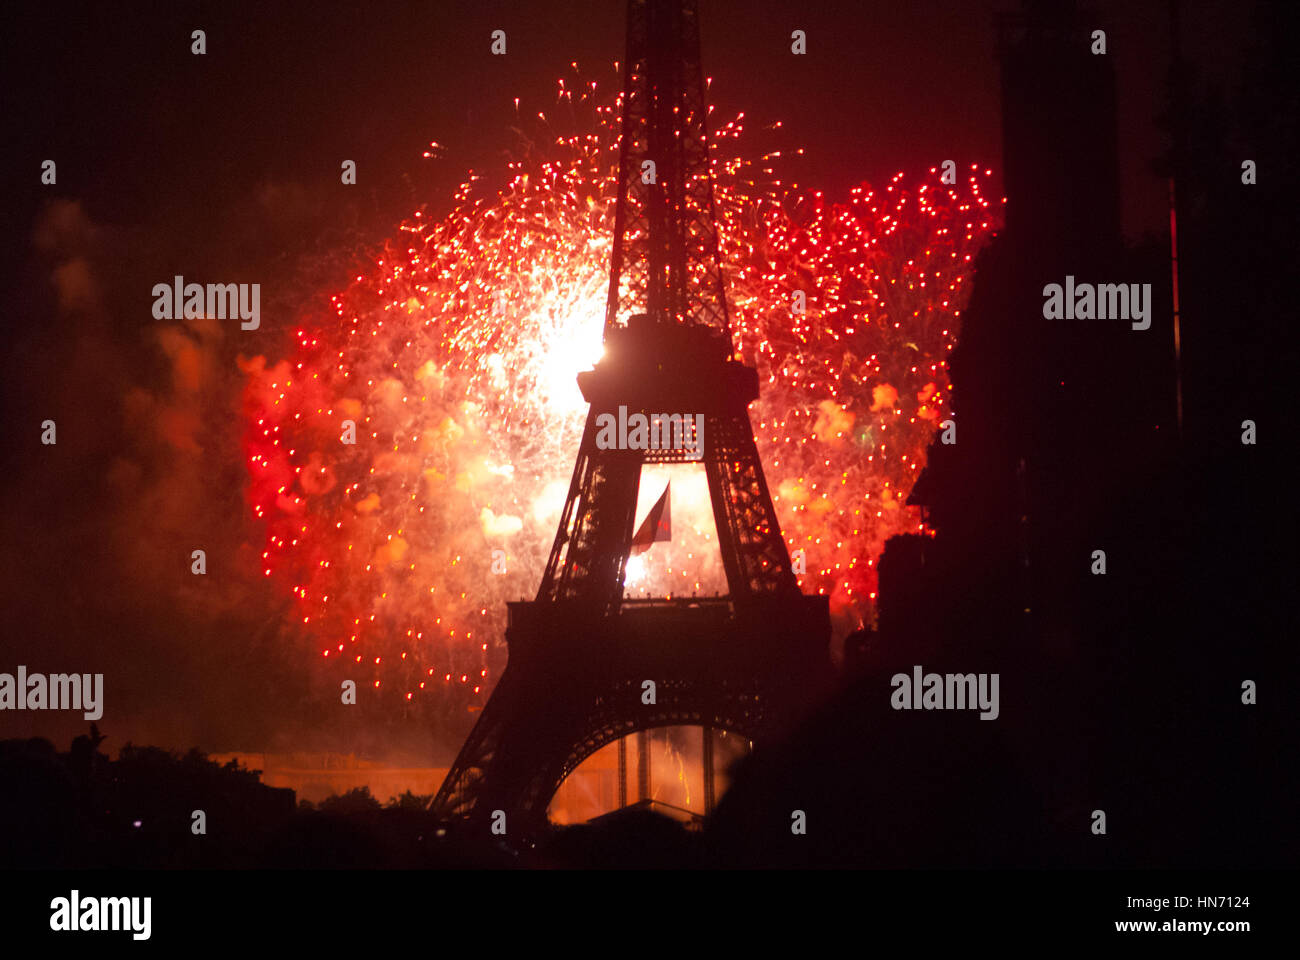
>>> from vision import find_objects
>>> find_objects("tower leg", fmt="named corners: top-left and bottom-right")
top-left (637, 730), bottom-right (650, 801)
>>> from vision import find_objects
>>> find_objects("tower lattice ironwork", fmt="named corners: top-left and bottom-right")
top-left (431, 0), bottom-right (830, 842)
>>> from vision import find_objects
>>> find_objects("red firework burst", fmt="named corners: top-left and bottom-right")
top-left (242, 74), bottom-right (1000, 713)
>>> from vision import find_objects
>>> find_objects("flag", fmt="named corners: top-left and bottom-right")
top-left (630, 481), bottom-right (671, 555)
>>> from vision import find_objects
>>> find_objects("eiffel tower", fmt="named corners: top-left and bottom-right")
top-left (431, 0), bottom-right (831, 842)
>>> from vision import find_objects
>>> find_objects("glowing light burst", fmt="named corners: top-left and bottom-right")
top-left (243, 74), bottom-right (1000, 711)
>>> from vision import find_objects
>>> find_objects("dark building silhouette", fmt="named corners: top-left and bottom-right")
top-left (998, 1), bottom-right (1121, 251)
top-left (709, 0), bottom-right (1296, 868)
top-left (907, 0), bottom-right (1172, 669)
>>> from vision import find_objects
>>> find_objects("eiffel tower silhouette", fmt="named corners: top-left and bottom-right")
top-left (431, 0), bottom-right (831, 842)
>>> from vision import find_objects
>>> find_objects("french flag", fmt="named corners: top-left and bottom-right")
top-left (630, 481), bottom-right (671, 555)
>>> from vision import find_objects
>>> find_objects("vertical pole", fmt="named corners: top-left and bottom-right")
top-left (1168, 177), bottom-right (1184, 439)
top-left (702, 725), bottom-right (715, 814)
top-left (637, 730), bottom-right (650, 801)
top-left (618, 736), bottom-right (628, 809)
top-left (1168, 0), bottom-right (1185, 440)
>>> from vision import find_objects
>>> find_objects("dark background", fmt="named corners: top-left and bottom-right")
top-left (0, 0), bottom-right (1285, 776)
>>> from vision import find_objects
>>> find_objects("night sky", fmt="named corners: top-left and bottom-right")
top-left (0, 0), bottom-right (1268, 758)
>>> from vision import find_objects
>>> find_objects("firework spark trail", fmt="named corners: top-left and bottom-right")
top-left (242, 74), bottom-right (999, 715)
top-left (731, 167), bottom-right (999, 620)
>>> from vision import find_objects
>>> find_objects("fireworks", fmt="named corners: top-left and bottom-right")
top-left (732, 166), bottom-right (999, 617)
top-left (242, 71), bottom-right (1000, 714)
